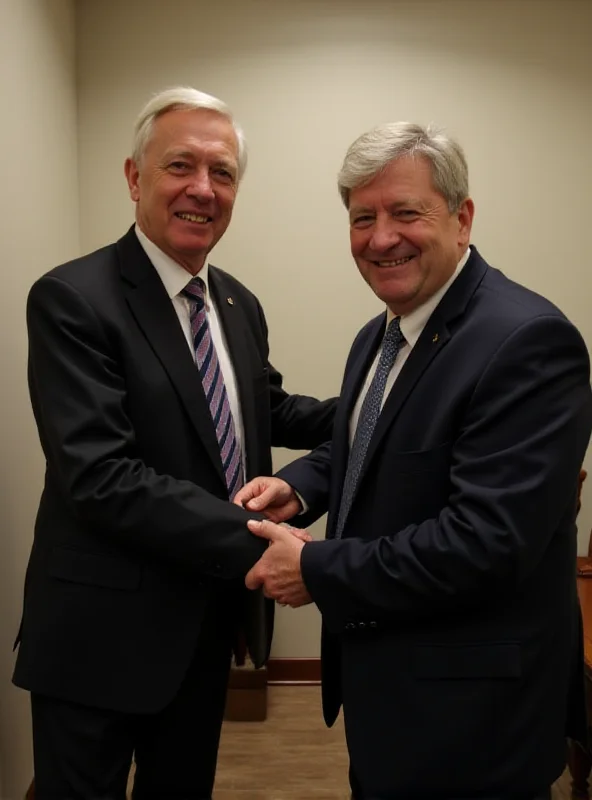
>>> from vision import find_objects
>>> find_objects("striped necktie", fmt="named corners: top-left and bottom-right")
top-left (182, 277), bottom-right (243, 499)
top-left (334, 317), bottom-right (405, 539)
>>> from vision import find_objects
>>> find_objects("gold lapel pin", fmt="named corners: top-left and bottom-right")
top-left (432, 333), bottom-right (439, 343)
top-left (227, 297), bottom-right (234, 306)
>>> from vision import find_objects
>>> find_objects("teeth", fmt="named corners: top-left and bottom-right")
top-left (177, 213), bottom-right (209, 223)
top-left (377, 256), bottom-right (413, 267)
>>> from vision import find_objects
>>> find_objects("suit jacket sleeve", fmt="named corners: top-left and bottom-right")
top-left (276, 441), bottom-right (333, 522)
top-left (299, 314), bottom-right (592, 629)
top-left (27, 275), bottom-right (266, 580)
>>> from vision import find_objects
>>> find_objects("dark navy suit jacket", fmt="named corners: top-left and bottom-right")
top-left (281, 248), bottom-right (592, 798)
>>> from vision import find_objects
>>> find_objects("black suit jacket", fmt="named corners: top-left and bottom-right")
top-left (281, 248), bottom-right (592, 798)
top-left (13, 227), bottom-right (335, 714)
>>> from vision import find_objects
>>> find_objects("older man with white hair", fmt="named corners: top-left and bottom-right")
top-left (14, 86), bottom-right (335, 799)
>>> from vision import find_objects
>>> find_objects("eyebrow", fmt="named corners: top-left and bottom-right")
top-left (213, 158), bottom-right (238, 172)
top-left (392, 198), bottom-right (422, 208)
top-left (164, 149), bottom-right (237, 169)
top-left (349, 198), bottom-right (425, 216)
top-left (349, 205), bottom-right (374, 217)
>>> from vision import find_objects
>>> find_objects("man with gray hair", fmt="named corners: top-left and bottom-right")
top-left (236, 122), bottom-right (592, 798)
top-left (14, 86), bottom-right (335, 798)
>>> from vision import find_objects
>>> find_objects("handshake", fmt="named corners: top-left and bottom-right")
top-left (233, 477), bottom-right (313, 608)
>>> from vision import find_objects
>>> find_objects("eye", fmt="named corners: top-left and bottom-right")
top-left (351, 215), bottom-right (374, 227)
top-left (213, 167), bottom-right (235, 183)
top-left (169, 161), bottom-right (190, 172)
top-left (395, 209), bottom-right (419, 220)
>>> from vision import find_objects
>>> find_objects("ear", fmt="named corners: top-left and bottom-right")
top-left (124, 158), bottom-right (140, 202)
top-left (457, 197), bottom-right (475, 248)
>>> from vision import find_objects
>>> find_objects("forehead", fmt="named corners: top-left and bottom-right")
top-left (147, 108), bottom-right (238, 163)
top-left (349, 155), bottom-right (439, 208)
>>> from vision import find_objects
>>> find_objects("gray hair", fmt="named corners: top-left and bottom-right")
top-left (338, 122), bottom-right (468, 212)
top-left (131, 86), bottom-right (247, 180)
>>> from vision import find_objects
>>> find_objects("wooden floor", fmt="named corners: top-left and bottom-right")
top-left (215, 685), bottom-right (350, 799)
top-left (213, 686), bottom-right (576, 800)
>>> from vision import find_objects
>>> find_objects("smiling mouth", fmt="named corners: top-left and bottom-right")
top-left (175, 212), bottom-right (212, 223)
top-left (372, 255), bottom-right (415, 267)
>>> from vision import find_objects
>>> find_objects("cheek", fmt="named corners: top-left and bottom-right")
top-left (404, 227), bottom-right (431, 249)
top-left (222, 192), bottom-right (237, 215)
top-left (354, 257), bottom-right (372, 283)
top-left (141, 188), bottom-right (168, 213)
top-left (210, 195), bottom-right (233, 225)
top-left (350, 232), bottom-right (367, 257)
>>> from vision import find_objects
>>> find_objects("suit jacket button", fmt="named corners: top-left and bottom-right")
top-left (345, 622), bottom-right (356, 631)
top-left (358, 622), bottom-right (366, 629)
top-left (369, 621), bottom-right (378, 629)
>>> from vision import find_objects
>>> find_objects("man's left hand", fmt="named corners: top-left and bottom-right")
top-left (245, 519), bottom-right (313, 608)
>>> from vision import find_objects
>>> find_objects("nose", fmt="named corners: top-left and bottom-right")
top-left (186, 168), bottom-right (215, 202)
top-left (368, 218), bottom-right (403, 253)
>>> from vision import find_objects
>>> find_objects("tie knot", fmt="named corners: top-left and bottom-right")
top-left (384, 317), bottom-right (404, 348)
top-left (182, 276), bottom-right (206, 306)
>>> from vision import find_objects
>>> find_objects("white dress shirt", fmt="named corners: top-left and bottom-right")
top-left (135, 225), bottom-right (246, 474)
top-left (348, 248), bottom-right (471, 445)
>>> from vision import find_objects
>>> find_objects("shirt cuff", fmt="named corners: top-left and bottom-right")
top-left (294, 490), bottom-right (309, 514)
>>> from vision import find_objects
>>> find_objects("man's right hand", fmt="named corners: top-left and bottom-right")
top-left (234, 477), bottom-right (301, 523)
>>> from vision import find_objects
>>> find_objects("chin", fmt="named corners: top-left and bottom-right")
top-left (172, 235), bottom-right (211, 253)
top-left (380, 290), bottom-right (420, 313)
top-left (375, 284), bottom-right (413, 304)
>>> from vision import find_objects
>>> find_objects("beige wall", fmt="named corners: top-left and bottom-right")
top-left (75, 0), bottom-right (592, 657)
top-left (0, 0), bottom-right (79, 794)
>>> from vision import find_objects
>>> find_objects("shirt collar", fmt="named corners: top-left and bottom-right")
top-left (134, 224), bottom-right (211, 305)
top-left (387, 247), bottom-right (471, 347)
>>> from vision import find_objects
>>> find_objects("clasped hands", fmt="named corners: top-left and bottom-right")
top-left (233, 477), bottom-right (312, 608)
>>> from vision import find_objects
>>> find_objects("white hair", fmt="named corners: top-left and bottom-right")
top-left (338, 122), bottom-right (468, 212)
top-left (131, 86), bottom-right (247, 180)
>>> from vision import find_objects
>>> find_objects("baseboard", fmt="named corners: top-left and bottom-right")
top-left (266, 657), bottom-right (321, 684)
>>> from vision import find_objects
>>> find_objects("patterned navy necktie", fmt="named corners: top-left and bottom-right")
top-left (334, 317), bottom-right (405, 539)
top-left (182, 277), bottom-right (243, 499)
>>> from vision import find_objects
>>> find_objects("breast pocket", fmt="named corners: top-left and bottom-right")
top-left (384, 441), bottom-right (453, 473)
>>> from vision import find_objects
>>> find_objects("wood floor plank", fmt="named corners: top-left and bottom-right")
top-left (215, 686), bottom-right (350, 797)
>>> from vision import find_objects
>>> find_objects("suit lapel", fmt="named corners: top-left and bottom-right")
top-left (117, 229), bottom-right (226, 487)
top-left (362, 311), bottom-right (451, 473)
top-left (208, 267), bottom-right (259, 478)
